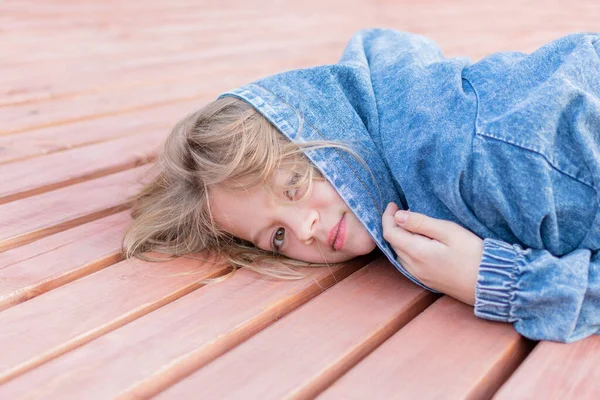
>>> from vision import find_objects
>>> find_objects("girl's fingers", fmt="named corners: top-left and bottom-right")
top-left (382, 203), bottom-right (419, 256)
top-left (393, 208), bottom-right (453, 245)
top-left (382, 203), bottom-right (412, 240)
top-left (383, 202), bottom-right (446, 257)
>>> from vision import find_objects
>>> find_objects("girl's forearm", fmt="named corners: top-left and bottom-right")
top-left (476, 238), bottom-right (600, 343)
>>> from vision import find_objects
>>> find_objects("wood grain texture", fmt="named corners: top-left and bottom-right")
top-left (0, 165), bottom-right (149, 251)
top-left (0, 130), bottom-right (164, 203)
top-left (2, 0), bottom-right (600, 397)
top-left (494, 336), bottom-right (600, 400)
top-left (1, 76), bottom-right (212, 135)
top-left (0, 211), bottom-right (130, 311)
top-left (318, 296), bottom-right (535, 400)
top-left (0, 17), bottom-right (351, 106)
top-left (3, 0), bottom-right (599, 107)
top-left (155, 257), bottom-right (438, 400)
top-left (0, 252), bottom-right (226, 384)
top-left (0, 257), bottom-right (369, 399)
top-left (0, 100), bottom-right (192, 165)
top-left (0, 37), bottom-right (346, 135)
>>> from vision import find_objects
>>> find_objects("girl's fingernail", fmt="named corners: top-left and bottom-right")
top-left (395, 210), bottom-right (408, 224)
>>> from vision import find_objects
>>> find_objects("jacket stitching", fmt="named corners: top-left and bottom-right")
top-left (461, 76), bottom-right (595, 190)
top-left (476, 132), bottom-right (596, 190)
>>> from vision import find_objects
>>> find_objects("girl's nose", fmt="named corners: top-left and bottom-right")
top-left (295, 210), bottom-right (318, 244)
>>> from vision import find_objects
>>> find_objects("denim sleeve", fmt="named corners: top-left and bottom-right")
top-left (475, 238), bottom-right (600, 342)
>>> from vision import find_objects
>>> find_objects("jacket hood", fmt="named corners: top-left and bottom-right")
top-left (217, 28), bottom-right (474, 290)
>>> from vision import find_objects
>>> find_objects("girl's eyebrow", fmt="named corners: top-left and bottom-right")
top-left (287, 171), bottom-right (300, 185)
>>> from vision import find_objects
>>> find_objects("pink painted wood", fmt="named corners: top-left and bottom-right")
top-left (0, 100), bottom-right (192, 164)
top-left (0, 165), bottom-right (149, 251)
top-left (155, 257), bottom-right (437, 400)
top-left (0, 130), bottom-right (163, 204)
top-left (1, 0), bottom-right (599, 398)
top-left (0, 211), bottom-right (130, 310)
top-left (0, 252), bottom-right (225, 384)
top-left (0, 258), bottom-right (368, 398)
top-left (494, 336), bottom-right (600, 399)
top-left (319, 296), bottom-right (534, 399)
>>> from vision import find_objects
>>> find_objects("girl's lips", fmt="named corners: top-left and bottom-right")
top-left (328, 213), bottom-right (347, 251)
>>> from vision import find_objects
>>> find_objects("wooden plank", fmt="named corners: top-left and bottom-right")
top-left (1, 0), bottom-right (207, 15)
top-left (4, 0), bottom-right (600, 105)
top-left (318, 296), bottom-right (535, 400)
top-left (0, 211), bottom-right (130, 311)
top-left (0, 128), bottom-right (165, 204)
top-left (0, 40), bottom-right (345, 136)
top-left (0, 100), bottom-right (196, 165)
top-left (0, 3), bottom-right (272, 33)
top-left (1, 43), bottom-right (340, 108)
top-left (0, 256), bottom-right (372, 398)
top-left (0, 165), bottom-right (149, 252)
top-left (0, 252), bottom-right (226, 384)
top-left (0, 16), bottom-right (350, 105)
top-left (1, 76), bottom-right (215, 136)
top-left (154, 257), bottom-right (437, 400)
top-left (494, 336), bottom-right (600, 399)
top-left (0, 1), bottom-right (598, 399)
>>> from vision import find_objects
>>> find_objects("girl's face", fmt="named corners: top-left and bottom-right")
top-left (210, 168), bottom-right (377, 264)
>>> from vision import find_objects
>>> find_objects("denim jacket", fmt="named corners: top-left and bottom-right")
top-left (218, 28), bottom-right (600, 343)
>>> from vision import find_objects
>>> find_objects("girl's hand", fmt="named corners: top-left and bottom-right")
top-left (382, 202), bottom-right (483, 306)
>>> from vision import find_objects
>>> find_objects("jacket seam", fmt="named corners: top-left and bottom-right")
top-left (476, 132), bottom-right (596, 190)
top-left (461, 76), bottom-right (595, 190)
top-left (462, 77), bottom-right (479, 224)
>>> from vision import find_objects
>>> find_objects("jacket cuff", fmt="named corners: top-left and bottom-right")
top-left (474, 238), bottom-right (526, 322)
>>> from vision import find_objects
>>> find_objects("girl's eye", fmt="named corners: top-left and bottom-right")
top-left (285, 188), bottom-right (298, 200)
top-left (272, 227), bottom-right (285, 252)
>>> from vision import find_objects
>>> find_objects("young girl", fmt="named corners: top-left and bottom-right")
top-left (122, 28), bottom-right (600, 343)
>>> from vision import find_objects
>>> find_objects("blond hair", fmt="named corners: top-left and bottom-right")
top-left (121, 96), bottom-right (361, 284)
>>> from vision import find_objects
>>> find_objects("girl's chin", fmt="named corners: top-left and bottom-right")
top-left (327, 244), bottom-right (377, 263)
top-left (353, 237), bottom-right (378, 256)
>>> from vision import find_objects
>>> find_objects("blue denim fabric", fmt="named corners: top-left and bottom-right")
top-left (218, 28), bottom-right (600, 342)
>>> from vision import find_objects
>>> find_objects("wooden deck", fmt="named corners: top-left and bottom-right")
top-left (1, 0), bottom-right (600, 398)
